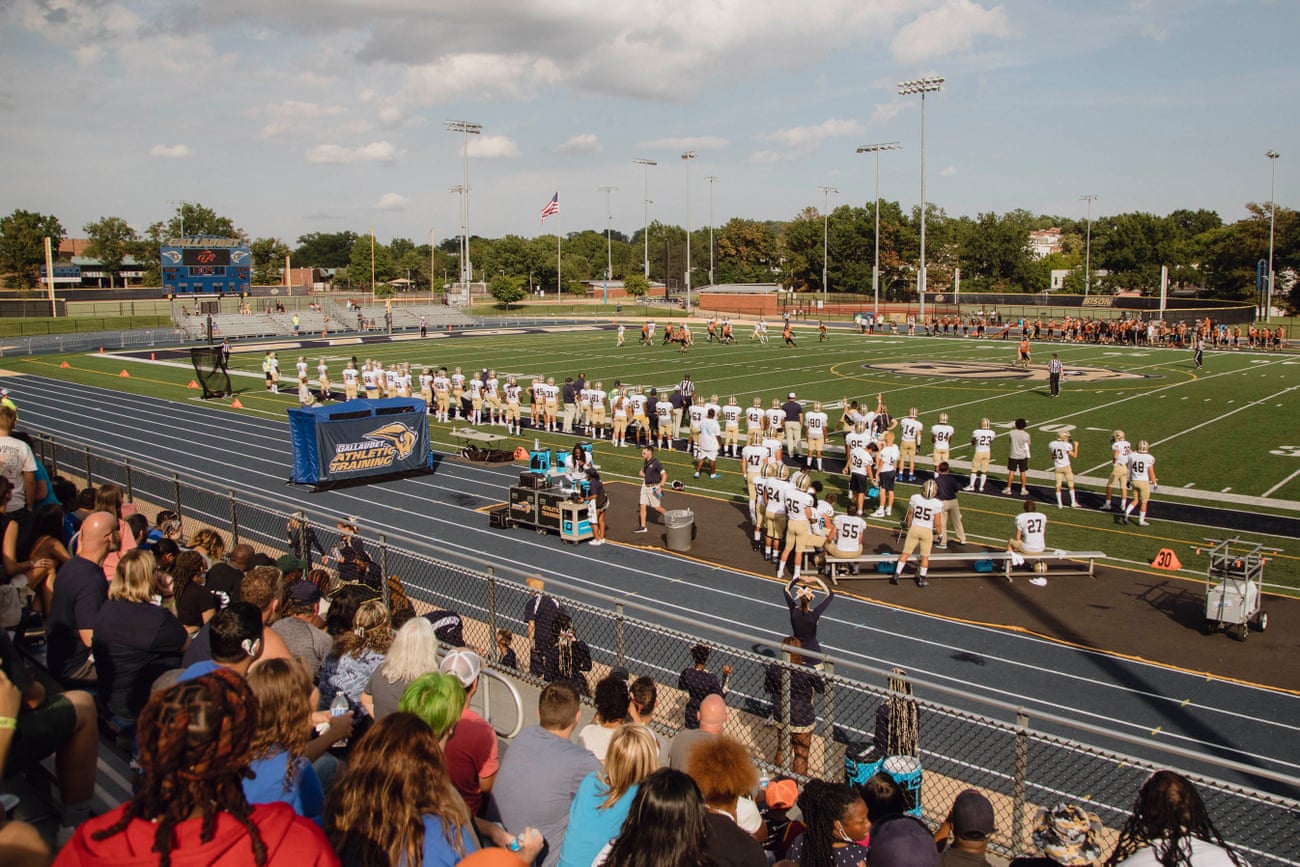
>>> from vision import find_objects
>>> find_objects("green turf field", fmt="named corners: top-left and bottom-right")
top-left (7, 320), bottom-right (1298, 594)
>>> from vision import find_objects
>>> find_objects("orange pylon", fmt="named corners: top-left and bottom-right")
top-left (119, 370), bottom-right (130, 378)
top-left (231, 398), bottom-right (244, 409)
top-left (187, 380), bottom-right (200, 389)
top-left (150, 352), bottom-right (156, 360)
top-left (99, 347), bottom-right (104, 353)
top-left (1151, 548), bottom-right (1182, 571)
top-left (60, 361), bottom-right (70, 368)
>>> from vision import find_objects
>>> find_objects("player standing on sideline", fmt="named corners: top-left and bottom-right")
top-left (342, 357), bottom-right (359, 401)
top-left (1004, 418), bottom-right (1031, 496)
top-left (451, 366), bottom-right (466, 416)
top-left (777, 475), bottom-right (821, 581)
top-left (761, 464), bottom-right (790, 562)
top-left (967, 418), bottom-right (995, 492)
top-left (893, 479), bottom-right (944, 588)
top-left (432, 368), bottom-right (451, 422)
top-left (316, 358), bottom-right (330, 402)
top-left (930, 412), bottom-right (954, 473)
top-left (1123, 441), bottom-right (1158, 526)
top-left (1194, 334), bottom-right (1205, 369)
top-left (609, 386), bottom-right (629, 447)
top-left (898, 408), bottom-right (924, 481)
top-left (742, 431), bottom-right (767, 525)
top-left (1008, 499), bottom-right (1049, 585)
top-left (782, 392), bottom-right (803, 459)
top-left (655, 394), bottom-right (675, 450)
top-left (1098, 429), bottom-right (1131, 512)
top-left (636, 446), bottom-right (667, 533)
top-left (503, 376), bottom-right (523, 434)
top-left (803, 401), bottom-right (829, 470)
top-left (846, 435), bottom-right (876, 518)
top-left (616, 321), bottom-right (626, 347)
top-left (419, 315), bottom-right (427, 338)
top-left (933, 462), bottom-right (966, 549)
top-left (765, 399), bottom-right (786, 445)
top-left (693, 408), bottom-right (722, 480)
top-left (1048, 353), bottom-right (1063, 397)
top-left (721, 397), bottom-right (743, 457)
top-left (745, 397), bottom-right (765, 443)
top-left (873, 432), bottom-right (900, 518)
top-left (418, 367), bottom-right (434, 413)
top-left (818, 320), bottom-right (828, 342)
top-left (1047, 430), bottom-right (1080, 508)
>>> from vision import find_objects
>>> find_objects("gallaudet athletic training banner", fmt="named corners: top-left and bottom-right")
top-left (288, 399), bottom-right (432, 484)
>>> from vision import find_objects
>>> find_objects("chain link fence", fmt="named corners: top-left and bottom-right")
top-left (31, 433), bottom-right (1300, 864)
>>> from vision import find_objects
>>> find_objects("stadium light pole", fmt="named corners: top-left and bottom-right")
top-left (1080, 194), bottom-right (1097, 296)
top-left (634, 159), bottom-right (657, 279)
top-left (818, 186), bottom-right (839, 305)
top-left (856, 143), bottom-right (900, 322)
top-left (166, 200), bottom-right (191, 241)
top-left (682, 151), bottom-right (696, 309)
top-left (449, 185), bottom-right (466, 288)
top-left (706, 175), bottom-right (718, 286)
top-left (445, 120), bottom-right (481, 287)
top-left (897, 75), bottom-right (943, 322)
top-left (598, 185), bottom-right (618, 304)
top-left (1266, 150), bottom-right (1279, 321)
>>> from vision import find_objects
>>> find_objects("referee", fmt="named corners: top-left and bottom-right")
top-left (1048, 353), bottom-right (1063, 397)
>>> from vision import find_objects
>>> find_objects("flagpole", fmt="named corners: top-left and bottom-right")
top-left (556, 198), bottom-right (562, 304)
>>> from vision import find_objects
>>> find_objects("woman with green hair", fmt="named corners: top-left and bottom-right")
top-left (399, 672), bottom-right (466, 743)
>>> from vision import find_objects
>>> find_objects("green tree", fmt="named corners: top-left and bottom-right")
top-left (250, 237), bottom-right (293, 284)
top-left (622, 273), bottom-right (649, 298)
top-left (82, 216), bottom-right (138, 288)
top-left (489, 274), bottom-right (526, 308)
top-left (138, 203), bottom-right (245, 286)
top-left (0, 209), bottom-right (65, 288)
top-left (294, 231), bottom-right (359, 269)
top-left (346, 236), bottom-right (396, 289)
top-left (715, 218), bottom-right (780, 284)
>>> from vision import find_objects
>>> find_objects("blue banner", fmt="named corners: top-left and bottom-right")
top-left (288, 399), bottom-right (431, 484)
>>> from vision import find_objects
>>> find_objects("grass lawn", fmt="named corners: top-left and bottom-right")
top-left (7, 320), bottom-right (1298, 594)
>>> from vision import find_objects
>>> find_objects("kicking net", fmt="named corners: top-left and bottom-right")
top-left (190, 347), bottom-right (231, 399)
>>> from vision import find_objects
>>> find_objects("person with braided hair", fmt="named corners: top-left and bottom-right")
top-left (57, 668), bottom-right (336, 866)
top-left (543, 613), bottom-right (592, 697)
top-left (785, 779), bottom-right (871, 867)
top-left (1104, 770), bottom-right (1247, 867)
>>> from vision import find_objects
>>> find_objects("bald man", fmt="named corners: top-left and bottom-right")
top-left (47, 511), bottom-right (118, 683)
top-left (668, 693), bottom-right (727, 770)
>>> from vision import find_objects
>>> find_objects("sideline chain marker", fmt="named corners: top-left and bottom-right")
top-left (118, 369), bottom-right (130, 378)
top-left (230, 398), bottom-right (244, 409)
top-left (60, 361), bottom-right (70, 368)
top-left (1151, 548), bottom-right (1181, 571)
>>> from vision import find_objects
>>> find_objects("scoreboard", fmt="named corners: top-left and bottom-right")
top-left (161, 236), bottom-right (251, 295)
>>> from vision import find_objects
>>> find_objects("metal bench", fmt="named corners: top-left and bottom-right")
top-left (823, 549), bottom-right (1107, 584)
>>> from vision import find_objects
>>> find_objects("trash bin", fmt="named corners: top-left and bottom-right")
top-left (664, 509), bottom-right (694, 552)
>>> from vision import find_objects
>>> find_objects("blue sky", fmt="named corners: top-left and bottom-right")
top-left (1, 0), bottom-right (1294, 245)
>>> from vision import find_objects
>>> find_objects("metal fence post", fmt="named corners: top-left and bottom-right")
top-left (379, 534), bottom-right (390, 610)
top-left (173, 474), bottom-right (184, 524)
top-left (486, 567), bottom-right (498, 642)
top-left (780, 645), bottom-right (792, 775)
top-left (229, 490), bottom-right (239, 545)
top-left (614, 602), bottom-right (626, 668)
top-left (822, 659), bottom-right (836, 781)
top-left (124, 459), bottom-right (134, 503)
top-left (45, 435), bottom-right (58, 476)
top-left (84, 447), bottom-right (93, 488)
top-left (294, 512), bottom-right (309, 570)
top-left (1012, 710), bottom-right (1030, 854)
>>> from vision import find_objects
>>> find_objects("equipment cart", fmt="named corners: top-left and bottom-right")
top-left (1199, 537), bottom-right (1278, 641)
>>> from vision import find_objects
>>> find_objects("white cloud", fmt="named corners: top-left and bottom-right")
top-left (305, 141), bottom-right (399, 164)
top-left (401, 53), bottom-right (563, 105)
top-left (374, 193), bottom-right (410, 210)
top-left (747, 151), bottom-right (786, 164)
top-left (150, 144), bottom-right (191, 159)
top-left (637, 136), bottom-right (730, 151)
top-left (267, 101), bottom-right (347, 120)
top-left (868, 102), bottom-right (907, 127)
top-left (891, 0), bottom-right (1017, 64)
top-left (467, 135), bottom-right (521, 159)
top-left (939, 165), bottom-right (958, 177)
top-left (759, 118), bottom-right (864, 151)
top-left (559, 134), bottom-right (602, 155)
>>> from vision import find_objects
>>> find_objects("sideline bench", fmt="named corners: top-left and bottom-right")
top-left (823, 549), bottom-right (1107, 584)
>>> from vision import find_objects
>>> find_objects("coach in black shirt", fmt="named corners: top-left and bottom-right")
top-left (636, 446), bottom-right (667, 533)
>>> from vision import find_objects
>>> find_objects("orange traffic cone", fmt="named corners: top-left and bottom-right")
top-left (150, 352), bottom-right (156, 360)
top-left (60, 361), bottom-right (70, 368)
top-left (187, 380), bottom-right (200, 389)
top-left (119, 370), bottom-right (130, 378)
top-left (99, 347), bottom-right (104, 353)
top-left (231, 398), bottom-right (244, 409)
top-left (1151, 548), bottom-right (1182, 571)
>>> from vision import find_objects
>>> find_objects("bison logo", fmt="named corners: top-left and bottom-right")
top-left (365, 422), bottom-right (417, 460)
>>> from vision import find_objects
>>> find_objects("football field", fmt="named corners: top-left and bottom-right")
top-left (8, 320), bottom-right (1299, 592)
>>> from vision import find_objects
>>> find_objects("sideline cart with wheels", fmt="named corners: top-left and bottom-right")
top-left (1198, 537), bottom-right (1278, 641)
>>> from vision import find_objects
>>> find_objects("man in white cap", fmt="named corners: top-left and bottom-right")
top-left (439, 647), bottom-right (500, 817)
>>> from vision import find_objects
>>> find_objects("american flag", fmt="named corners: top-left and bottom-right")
top-left (540, 193), bottom-right (559, 224)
